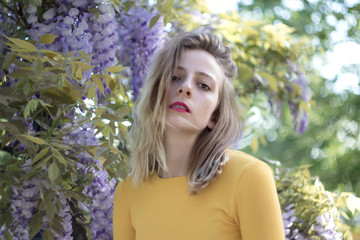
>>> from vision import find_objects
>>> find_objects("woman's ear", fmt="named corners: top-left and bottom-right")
top-left (207, 116), bottom-right (217, 129)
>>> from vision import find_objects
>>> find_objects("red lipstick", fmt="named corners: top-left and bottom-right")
top-left (169, 101), bottom-right (191, 113)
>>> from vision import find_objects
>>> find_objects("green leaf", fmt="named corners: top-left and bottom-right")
top-left (42, 228), bottom-right (54, 240)
top-left (5, 230), bottom-right (13, 240)
top-left (91, 74), bottom-right (105, 96)
top-left (39, 34), bottom-right (58, 44)
top-left (237, 64), bottom-right (254, 83)
top-left (75, 67), bottom-right (82, 80)
top-left (150, 14), bottom-right (161, 29)
top-left (87, 147), bottom-right (97, 158)
top-left (32, 147), bottom-right (50, 164)
top-left (24, 99), bottom-right (39, 118)
top-left (2, 53), bottom-right (16, 71)
top-left (161, 0), bottom-right (174, 12)
top-left (108, 127), bottom-right (114, 146)
top-left (29, 213), bottom-right (43, 239)
top-left (5, 36), bottom-right (37, 51)
top-left (52, 148), bottom-right (67, 166)
top-left (105, 66), bottom-right (127, 73)
top-left (6, 69), bottom-right (32, 79)
top-left (33, 56), bottom-right (43, 77)
top-left (23, 80), bottom-right (30, 96)
top-left (48, 161), bottom-right (60, 182)
top-left (19, 134), bottom-right (47, 145)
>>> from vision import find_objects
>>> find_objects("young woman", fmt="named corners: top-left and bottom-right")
top-left (113, 31), bottom-right (285, 240)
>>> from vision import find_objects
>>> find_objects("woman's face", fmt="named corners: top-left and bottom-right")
top-left (166, 49), bottom-right (224, 135)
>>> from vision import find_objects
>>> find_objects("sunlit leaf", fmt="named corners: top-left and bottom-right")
top-left (161, 0), bottom-right (174, 12)
top-left (91, 74), bottom-right (105, 96)
top-left (39, 34), bottom-right (58, 44)
top-left (105, 66), bottom-right (127, 73)
top-left (5, 36), bottom-right (37, 51)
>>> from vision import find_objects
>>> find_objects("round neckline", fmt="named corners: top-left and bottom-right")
top-left (154, 173), bottom-right (187, 182)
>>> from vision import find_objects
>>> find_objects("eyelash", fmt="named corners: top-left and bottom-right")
top-left (172, 76), bottom-right (181, 81)
top-left (172, 75), bottom-right (211, 91)
top-left (198, 83), bottom-right (210, 91)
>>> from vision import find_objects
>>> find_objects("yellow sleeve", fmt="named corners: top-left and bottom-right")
top-left (113, 180), bottom-right (135, 240)
top-left (236, 161), bottom-right (285, 240)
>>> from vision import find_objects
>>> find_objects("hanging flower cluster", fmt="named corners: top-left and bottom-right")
top-left (118, 6), bottom-right (167, 99)
top-left (287, 60), bottom-right (311, 134)
top-left (62, 121), bottom-right (115, 239)
top-left (8, 178), bottom-right (39, 239)
top-left (26, 1), bottom-right (93, 55)
top-left (3, 177), bottom-right (73, 239)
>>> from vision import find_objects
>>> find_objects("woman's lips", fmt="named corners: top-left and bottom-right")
top-left (169, 101), bottom-right (191, 113)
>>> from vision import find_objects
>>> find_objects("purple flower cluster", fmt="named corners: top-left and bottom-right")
top-left (42, 190), bottom-right (73, 240)
top-left (62, 120), bottom-right (115, 239)
top-left (118, 6), bottom-right (167, 99)
top-left (85, 165), bottom-right (116, 239)
top-left (287, 60), bottom-right (311, 134)
top-left (282, 204), bottom-right (305, 240)
top-left (88, 1), bottom-right (119, 74)
top-left (3, 171), bottom-right (73, 239)
top-left (8, 178), bottom-right (39, 239)
top-left (26, 1), bottom-right (93, 55)
top-left (312, 212), bottom-right (343, 240)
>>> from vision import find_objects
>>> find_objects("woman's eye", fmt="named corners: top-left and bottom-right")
top-left (199, 83), bottom-right (210, 90)
top-left (172, 76), bottom-right (181, 81)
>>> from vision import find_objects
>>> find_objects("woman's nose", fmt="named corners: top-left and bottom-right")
top-left (176, 79), bottom-right (192, 97)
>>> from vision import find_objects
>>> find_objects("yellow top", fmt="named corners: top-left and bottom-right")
top-left (113, 150), bottom-right (285, 240)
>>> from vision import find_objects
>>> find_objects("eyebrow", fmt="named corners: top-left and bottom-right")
top-left (177, 66), bottom-right (216, 85)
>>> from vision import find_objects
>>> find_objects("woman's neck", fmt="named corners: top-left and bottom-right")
top-left (160, 129), bottom-right (197, 178)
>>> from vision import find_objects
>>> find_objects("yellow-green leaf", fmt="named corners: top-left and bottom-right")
top-left (91, 74), bottom-right (105, 96)
top-left (161, 0), bottom-right (174, 12)
top-left (5, 36), bottom-right (37, 51)
top-left (32, 147), bottom-right (50, 164)
top-left (250, 137), bottom-right (259, 152)
top-left (87, 147), bottom-right (97, 158)
top-left (48, 161), bottom-right (59, 182)
top-left (75, 67), bottom-right (82, 80)
top-left (105, 66), bottom-right (127, 73)
top-left (150, 14), bottom-right (161, 29)
top-left (39, 34), bottom-right (58, 44)
top-left (72, 61), bottom-right (95, 72)
top-left (259, 72), bottom-right (278, 91)
top-left (19, 135), bottom-right (46, 145)
top-left (6, 69), bottom-right (32, 79)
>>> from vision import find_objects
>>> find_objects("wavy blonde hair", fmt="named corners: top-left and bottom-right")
top-left (128, 31), bottom-right (242, 194)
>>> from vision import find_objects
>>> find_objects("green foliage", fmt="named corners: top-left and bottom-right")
top-left (0, 36), bottom-right (131, 236)
top-left (273, 163), bottom-right (358, 239)
top-left (237, 0), bottom-right (360, 50)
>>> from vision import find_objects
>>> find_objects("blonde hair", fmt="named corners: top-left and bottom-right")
top-left (128, 31), bottom-right (242, 194)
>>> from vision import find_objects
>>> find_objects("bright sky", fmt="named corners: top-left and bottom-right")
top-left (206, 0), bottom-right (239, 12)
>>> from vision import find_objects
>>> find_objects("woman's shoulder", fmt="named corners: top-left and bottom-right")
top-left (221, 149), bottom-right (273, 181)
